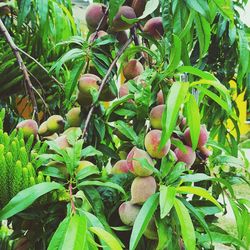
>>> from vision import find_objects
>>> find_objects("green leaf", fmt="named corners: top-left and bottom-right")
top-left (176, 186), bottom-right (223, 211)
top-left (0, 182), bottom-right (64, 220)
top-left (181, 173), bottom-right (211, 183)
top-left (184, 94), bottom-right (200, 150)
top-left (89, 227), bottom-right (123, 250)
top-left (186, 0), bottom-right (211, 22)
top-left (178, 66), bottom-right (217, 81)
top-left (129, 193), bottom-right (159, 250)
top-left (194, 14), bottom-right (211, 58)
top-left (139, 0), bottom-right (159, 19)
top-left (160, 185), bottom-right (176, 218)
top-left (109, 0), bottom-right (125, 25)
top-left (76, 166), bottom-right (100, 180)
top-left (77, 181), bottom-right (125, 195)
top-left (159, 82), bottom-right (189, 149)
top-left (48, 215), bottom-right (87, 250)
top-left (162, 35), bottom-right (181, 76)
top-left (114, 120), bottom-right (138, 143)
top-left (198, 232), bottom-right (247, 249)
top-left (174, 198), bottom-right (195, 250)
top-left (81, 146), bottom-right (103, 158)
top-left (212, 0), bottom-right (234, 22)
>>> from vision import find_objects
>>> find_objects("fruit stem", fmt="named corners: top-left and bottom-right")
top-left (69, 181), bottom-right (76, 214)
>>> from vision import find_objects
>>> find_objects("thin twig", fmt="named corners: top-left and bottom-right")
top-left (69, 182), bottom-right (76, 214)
top-left (82, 37), bottom-right (133, 139)
top-left (17, 47), bottom-right (64, 90)
top-left (0, 19), bottom-right (39, 123)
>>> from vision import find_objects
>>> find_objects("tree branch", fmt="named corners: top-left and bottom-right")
top-left (82, 36), bottom-right (133, 139)
top-left (0, 19), bottom-right (39, 123)
top-left (17, 47), bottom-right (64, 90)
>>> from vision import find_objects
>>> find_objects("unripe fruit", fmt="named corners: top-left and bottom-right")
top-left (78, 74), bottom-right (100, 105)
top-left (145, 130), bottom-right (171, 159)
top-left (131, 0), bottom-right (147, 17)
top-left (111, 160), bottom-right (129, 174)
top-left (144, 218), bottom-right (158, 240)
top-left (38, 121), bottom-right (49, 136)
top-left (123, 59), bottom-right (144, 80)
top-left (111, 6), bottom-right (136, 32)
top-left (131, 176), bottom-right (157, 204)
top-left (127, 147), bottom-right (154, 176)
top-left (143, 17), bottom-right (164, 40)
top-left (157, 90), bottom-right (164, 104)
top-left (66, 107), bottom-right (81, 127)
top-left (16, 119), bottom-right (38, 139)
top-left (183, 125), bottom-right (209, 148)
top-left (54, 135), bottom-right (70, 149)
top-left (85, 3), bottom-right (108, 31)
top-left (119, 82), bottom-right (129, 98)
top-left (47, 115), bottom-right (65, 133)
top-left (149, 105), bottom-right (165, 129)
top-left (88, 30), bottom-right (108, 42)
top-left (174, 145), bottom-right (196, 168)
top-left (118, 201), bottom-right (140, 226)
top-left (76, 160), bottom-right (96, 174)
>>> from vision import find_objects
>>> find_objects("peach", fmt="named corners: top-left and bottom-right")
top-left (143, 17), bottom-right (164, 40)
top-left (123, 59), bottom-right (144, 80)
top-left (85, 3), bottom-right (108, 31)
top-left (144, 130), bottom-right (171, 159)
top-left (66, 107), bottom-right (81, 127)
top-left (157, 90), bottom-right (164, 104)
top-left (54, 135), bottom-right (70, 150)
top-left (149, 105), bottom-right (165, 129)
top-left (131, 0), bottom-right (147, 17)
top-left (78, 74), bottom-right (100, 105)
top-left (131, 176), bottom-right (157, 204)
top-left (118, 201), bottom-right (141, 226)
top-left (127, 147), bottom-right (154, 176)
top-left (183, 125), bottom-right (209, 148)
top-left (38, 121), bottom-right (49, 136)
top-left (174, 145), bottom-right (196, 168)
top-left (47, 115), bottom-right (65, 133)
top-left (16, 119), bottom-right (38, 139)
top-left (199, 146), bottom-right (212, 158)
top-left (115, 31), bottom-right (128, 46)
top-left (111, 160), bottom-right (129, 174)
top-left (111, 6), bottom-right (136, 32)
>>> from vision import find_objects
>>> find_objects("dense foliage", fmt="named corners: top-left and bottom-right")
top-left (0, 0), bottom-right (249, 249)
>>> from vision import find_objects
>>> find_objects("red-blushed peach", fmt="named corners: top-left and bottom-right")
top-left (174, 145), bottom-right (196, 168)
top-left (111, 160), bottom-right (129, 174)
top-left (118, 201), bottom-right (141, 226)
top-left (157, 90), bottom-right (164, 104)
top-left (123, 59), bottom-right (144, 80)
top-left (143, 17), bottom-right (164, 40)
top-left (199, 146), bottom-right (212, 158)
top-left (66, 107), bottom-right (81, 127)
top-left (127, 147), bottom-right (154, 176)
top-left (16, 119), bottom-right (38, 139)
top-left (111, 6), bottom-right (136, 31)
top-left (131, 176), bottom-right (157, 204)
top-left (54, 135), bottom-right (70, 150)
top-left (183, 125), bottom-right (209, 148)
top-left (85, 3), bottom-right (108, 31)
top-left (149, 104), bottom-right (165, 129)
top-left (144, 129), bottom-right (171, 159)
top-left (78, 74), bottom-right (100, 105)
top-left (131, 0), bottom-right (147, 17)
